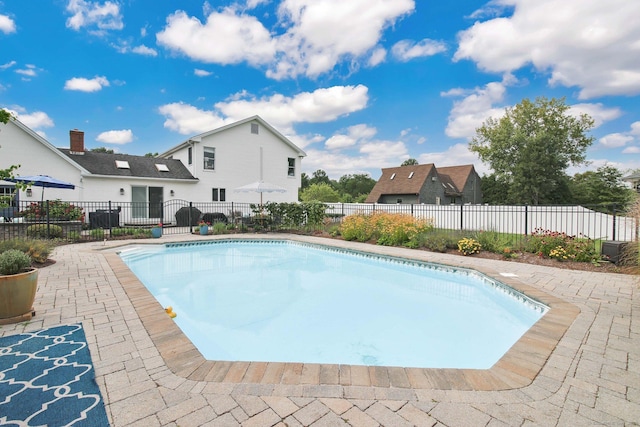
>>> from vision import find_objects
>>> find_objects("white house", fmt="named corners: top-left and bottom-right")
top-left (158, 116), bottom-right (306, 204)
top-left (0, 115), bottom-right (306, 222)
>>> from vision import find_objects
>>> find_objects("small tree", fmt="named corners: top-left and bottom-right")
top-left (401, 158), bottom-right (418, 166)
top-left (300, 183), bottom-right (341, 202)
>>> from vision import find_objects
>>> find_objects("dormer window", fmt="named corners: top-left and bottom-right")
top-left (155, 164), bottom-right (169, 172)
top-left (115, 160), bottom-right (130, 169)
top-left (390, 173), bottom-right (396, 180)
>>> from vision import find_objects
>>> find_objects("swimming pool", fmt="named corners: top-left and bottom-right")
top-left (119, 239), bottom-right (547, 369)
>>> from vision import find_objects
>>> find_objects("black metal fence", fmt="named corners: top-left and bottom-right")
top-left (0, 199), bottom-right (637, 243)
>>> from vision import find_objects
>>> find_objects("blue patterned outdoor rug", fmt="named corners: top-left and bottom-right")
top-left (0, 323), bottom-right (109, 426)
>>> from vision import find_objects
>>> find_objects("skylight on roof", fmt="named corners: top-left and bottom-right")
top-left (155, 163), bottom-right (169, 172)
top-left (448, 183), bottom-right (455, 189)
top-left (390, 173), bottom-right (396, 180)
top-left (408, 172), bottom-right (414, 179)
top-left (115, 160), bottom-right (130, 169)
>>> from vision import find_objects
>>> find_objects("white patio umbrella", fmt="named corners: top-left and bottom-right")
top-left (234, 180), bottom-right (286, 209)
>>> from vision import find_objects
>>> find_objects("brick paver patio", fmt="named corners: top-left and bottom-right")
top-left (1, 234), bottom-right (638, 426)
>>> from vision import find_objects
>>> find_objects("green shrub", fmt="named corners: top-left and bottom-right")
top-left (212, 222), bottom-right (227, 234)
top-left (0, 249), bottom-right (32, 275)
top-left (0, 239), bottom-right (52, 263)
top-left (67, 231), bottom-right (81, 241)
top-left (26, 224), bottom-right (63, 239)
top-left (89, 228), bottom-right (105, 239)
top-left (473, 231), bottom-right (515, 254)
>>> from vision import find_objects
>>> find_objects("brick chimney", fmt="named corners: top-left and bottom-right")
top-left (69, 129), bottom-right (85, 154)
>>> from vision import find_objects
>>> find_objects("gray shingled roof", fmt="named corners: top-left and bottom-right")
top-left (58, 149), bottom-right (197, 180)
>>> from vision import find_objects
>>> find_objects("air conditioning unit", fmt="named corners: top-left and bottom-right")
top-left (601, 241), bottom-right (629, 264)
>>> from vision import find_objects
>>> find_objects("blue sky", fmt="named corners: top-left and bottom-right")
top-left (1, 0), bottom-right (639, 179)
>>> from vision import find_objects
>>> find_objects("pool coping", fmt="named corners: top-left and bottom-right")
top-left (103, 235), bottom-right (580, 391)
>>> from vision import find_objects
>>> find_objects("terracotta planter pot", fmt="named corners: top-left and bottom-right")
top-left (0, 268), bottom-right (38, 319)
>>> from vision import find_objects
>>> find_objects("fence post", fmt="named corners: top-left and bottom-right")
top-left (108, 200), bottom-right (112, 234)
top-left (45, 200), bottom-right (50, 239)
top-left (411, 204), bottom-right (414, 215)
top-left (189, 201), bottom-right (193, 229)
top-left (612, 203), bottom-right (617, 241)
top-left (524, 205), bottom-right (528, 236)
top-left (460, 203), bottom-right (464, 231)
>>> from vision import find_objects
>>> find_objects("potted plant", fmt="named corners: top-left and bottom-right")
top-left (151, 222), bottom-right (163, 238)
top-left (0, 249), bottom-right (38, 323)
top-left (198, 220), bottom-right (210, 235)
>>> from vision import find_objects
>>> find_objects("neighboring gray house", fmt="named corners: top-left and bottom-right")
top-left (366, 164), bottom-right (483, 204)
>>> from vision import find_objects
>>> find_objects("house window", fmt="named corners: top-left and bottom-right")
top-left (212, 188), bottom-right (226, 202)
top-left (288, 158), bottom-right (295, 176)
top-left (204, 147), bottom-right (215, 170)
top-left (251, 123), bottom-right (259, 134)
top-left (188, 147), bottom-right (192, 165)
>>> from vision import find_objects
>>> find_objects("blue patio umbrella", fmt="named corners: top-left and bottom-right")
top-left (8, 174), bottom-right (75, 201)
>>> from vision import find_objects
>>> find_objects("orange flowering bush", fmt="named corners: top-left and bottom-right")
top-left (340, 212), bottom-right (434, 246)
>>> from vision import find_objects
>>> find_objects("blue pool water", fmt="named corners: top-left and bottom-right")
top-left (119, 240), bottom-right (547, 369)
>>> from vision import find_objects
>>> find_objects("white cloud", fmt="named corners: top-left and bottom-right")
top-left (367, 47), bottom-right (387, 67)
top-left (65, 0), bottom-right (123, 32)
top-left (64, 76), bottom-right (110, 92)
top-left (569, 103), bottom-right (622, 128)
top-left (598, 121), bottom-right (640, 150)
top-left (96, 129), bottom-right (133, 144)
top-left (0, 60), bottom-right (16, 70)
top-left (7, 107), bottom-right (54, 130)
top-left (622, 146), bottom-right (640, 154)
top-left (325, 124), bottom-right (378, 150)
top-left (131, 45), bottom-right (158, 56)
top-left (156, 9), bottom-right (276, 66)
top-left (417, 143), bottom-right (489, 175)
top-left (0, 14), bottom-right (16, 34)
top-left (391, 38), bottom-right (446, 61)
top-left (194, 69), bottom-right (212, 77)
top-left (156, 0), bottom-right (415, 80)
top-left (158, 103), bottom-right (230, 135)
top-left (15, 65), bottom-right (37, 78)
top-left (454, 0), bottom-right (640, 99)
top-left (214, 85), bottom-right (369, 133)
top-left (303, 139), bottom-right (408, 179)
top-left (599, 133), bottom-right (634, 148)
top-left (443, 77), bottom-right (513, 139)
top-left (270, 0), bottom-right (415, 79)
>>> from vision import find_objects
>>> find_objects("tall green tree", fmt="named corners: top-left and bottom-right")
top-left (335, 174), bottom-right (376, 200)
top-left (0, 110), bottom-right (21, 183)
top-left (470, 97), bottom-right (594, 205)
top-left (309, 169), bottom-right (333, 187)
top-left (569, 165), bottom-right (635, 209)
